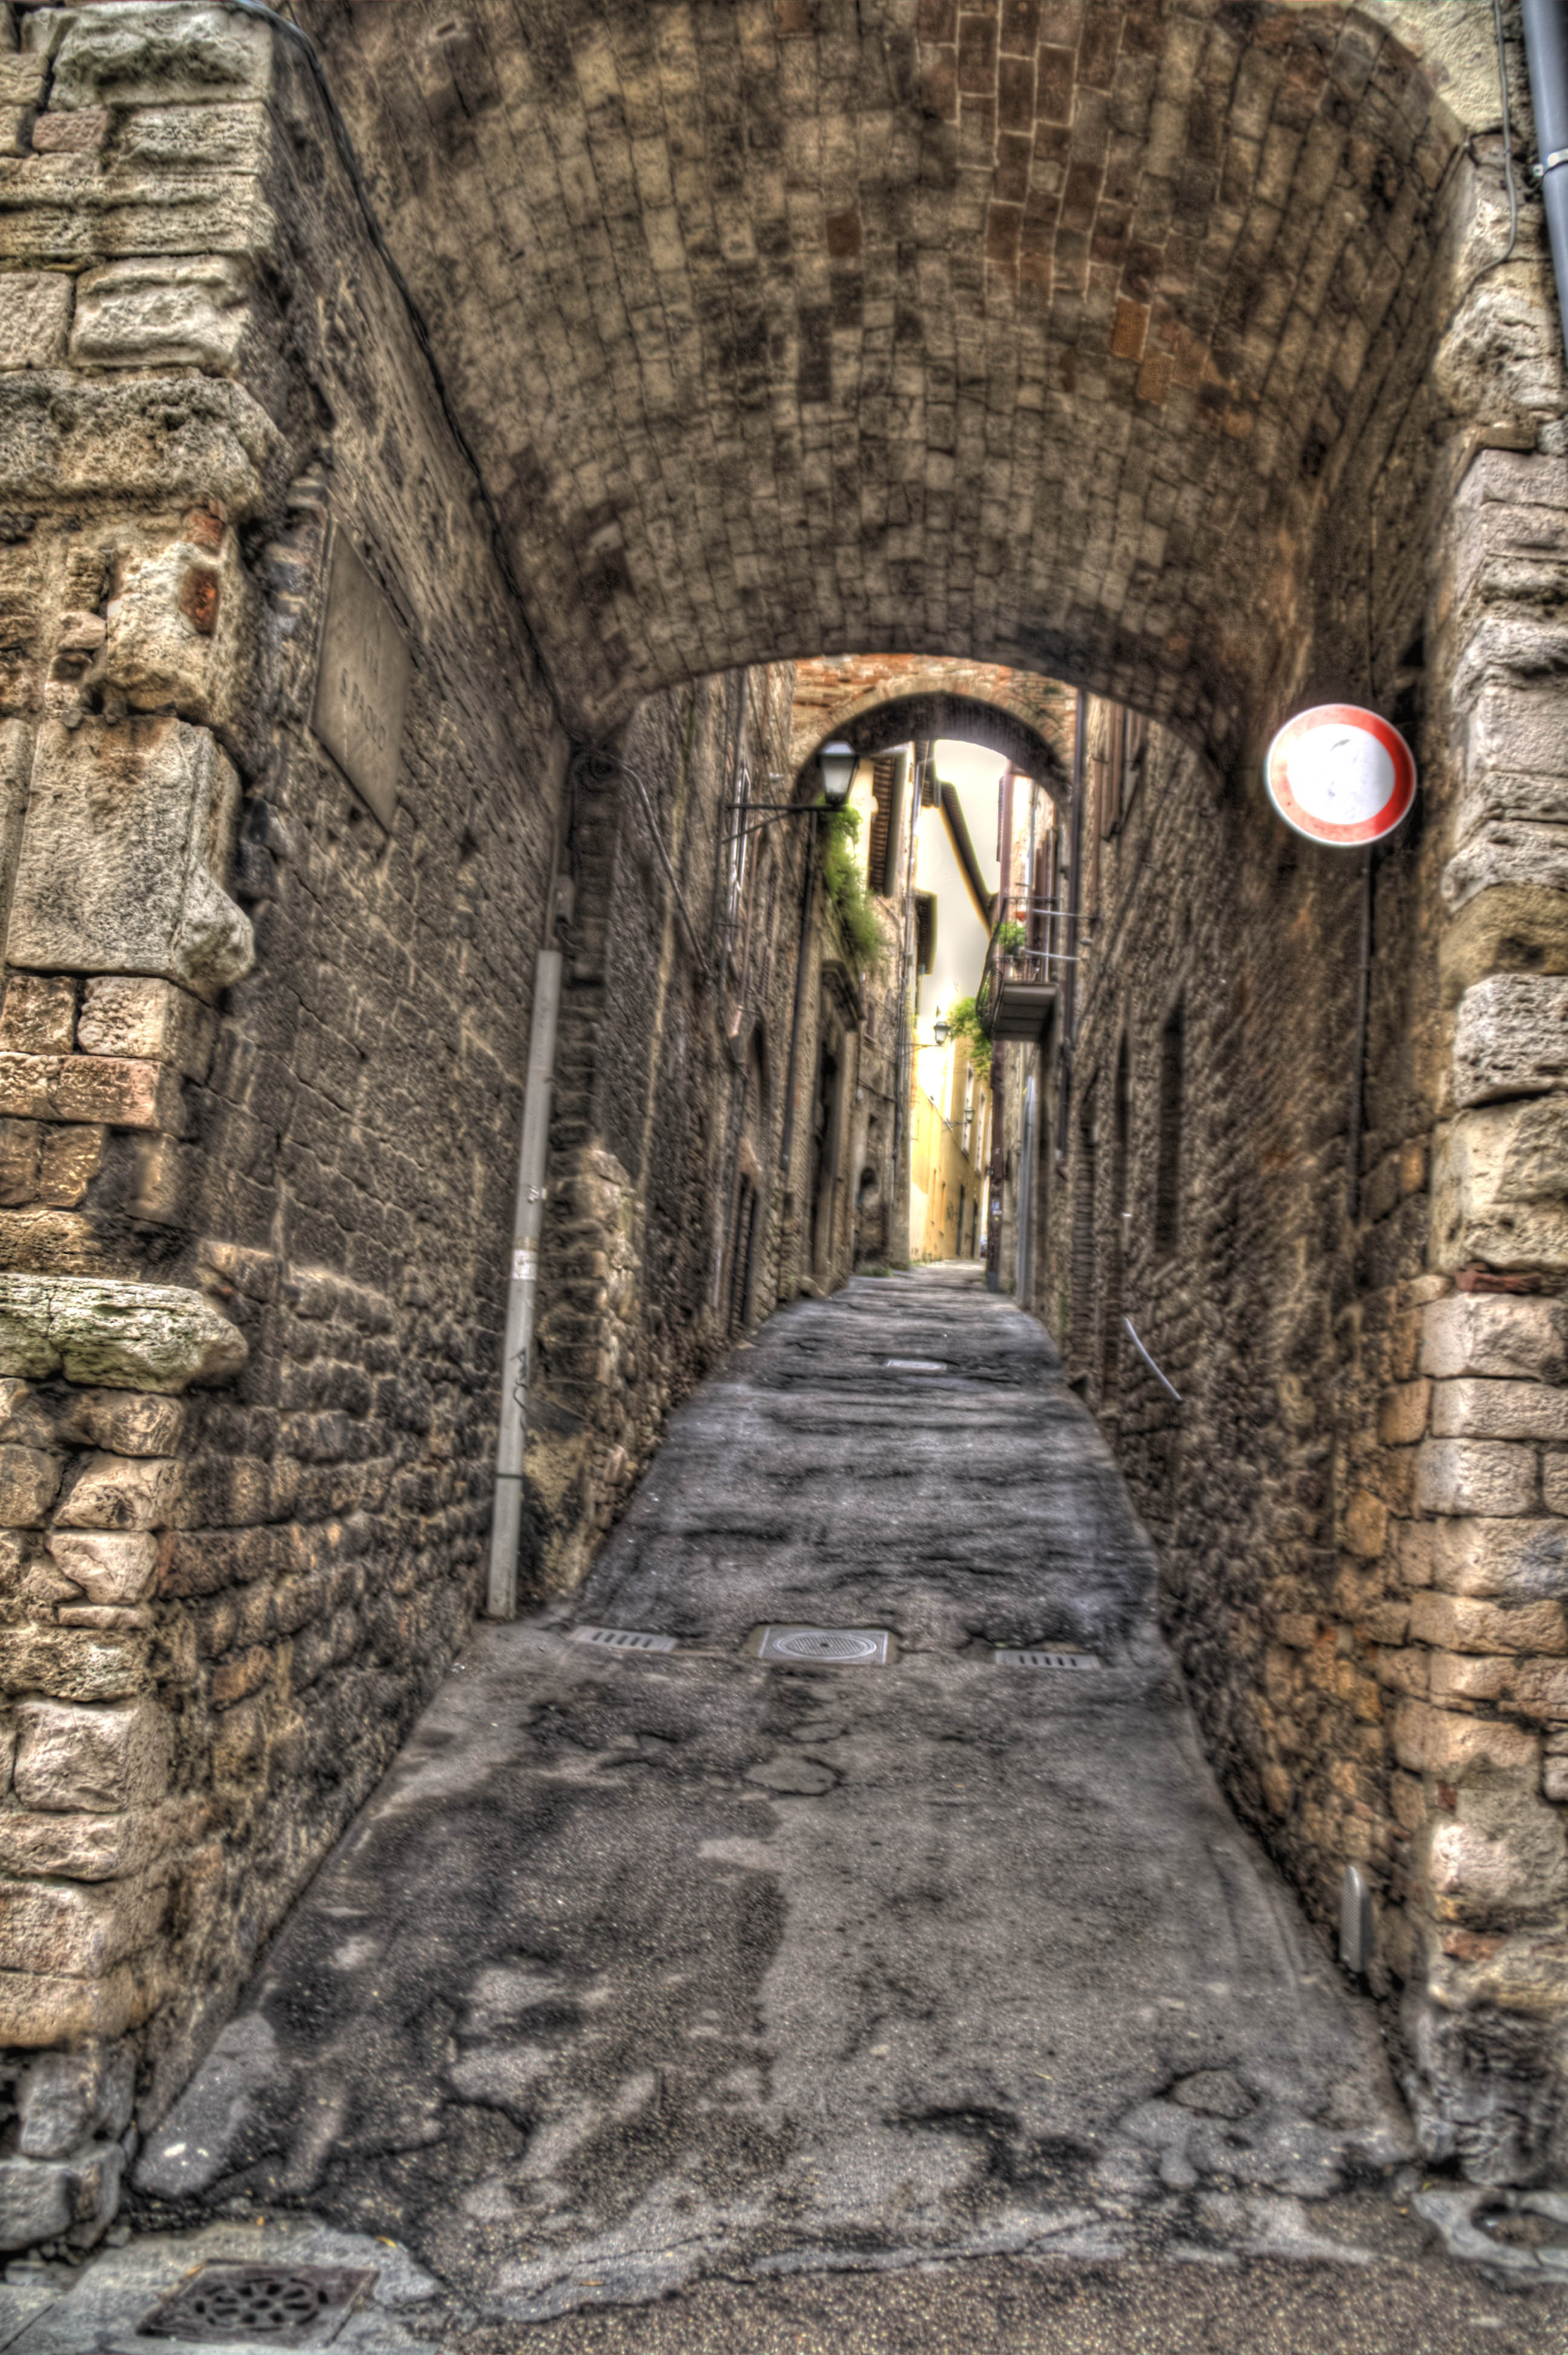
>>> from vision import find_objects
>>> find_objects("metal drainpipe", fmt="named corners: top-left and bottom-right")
top-left (776, 809), bottom-right (819, 1274)
top-left (985, 765), bottom-right (1017, 1292)
top-left (1054, 691), bottom-right (1088, 1169)
top-left (1522, 0), bottom-right (1568, 359)
top-left (486, 930), bottom-right (565, 1620)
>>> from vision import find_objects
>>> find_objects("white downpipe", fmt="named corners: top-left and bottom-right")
top-left (486, 946), bottom-right (564, 1619)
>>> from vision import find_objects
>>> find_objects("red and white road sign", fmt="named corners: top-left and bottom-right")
top-left (1263, 704), bottom-right (1417, 846)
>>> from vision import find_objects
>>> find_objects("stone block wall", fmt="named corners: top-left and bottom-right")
top-left (1041, 360), bottom-right (1568, 2185)
top-left (0, 7), bottom-right (899, 2247)
top-left (525, 672), bottom-right (809, 1597)
top-left (1005, 8), bottom-right (1568, 2166)
top-left (0, 0), bottom-right (576, 2246)
top-left (522, 674), bottom-right (906, 1594)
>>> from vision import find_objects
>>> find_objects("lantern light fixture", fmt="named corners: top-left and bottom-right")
top-left (817, 741), bottom-right (856, 809)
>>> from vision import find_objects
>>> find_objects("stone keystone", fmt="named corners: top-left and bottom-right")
top-left (0, 1275), bottom-right (246, 1393)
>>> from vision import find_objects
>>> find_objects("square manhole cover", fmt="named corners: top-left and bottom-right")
top-left (569, 1625), bottom-right (676, 1654)
top-left (995, 1648), bottom-right (1100, 1669)
top-left (138, 2264), bottom-right (377, 2347)
top-left (756, 1626), bottom-right (892, 1666)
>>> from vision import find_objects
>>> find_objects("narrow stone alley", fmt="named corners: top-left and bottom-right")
top-left (8, 1272), bottom-right (1558, 2351)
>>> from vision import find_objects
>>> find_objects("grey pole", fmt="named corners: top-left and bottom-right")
top-left (486, 945), bottom-right (564, 1619)
top-left (1523, 0), bottom-right (1568, 361)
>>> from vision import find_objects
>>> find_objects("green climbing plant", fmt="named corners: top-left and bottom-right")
top-left (820, 804), bottom-right (885, 972)
top-left (943, 993), bottom-right (991, 1082)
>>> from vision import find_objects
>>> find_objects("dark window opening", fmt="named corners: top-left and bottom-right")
top-left (915, 892), bottom-right (936, 976)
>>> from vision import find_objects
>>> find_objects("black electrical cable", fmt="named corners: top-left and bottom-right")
top-left (217, 0), bottom-right (568, 734)
top-left (1494, 0), bottom-right (1521, 265)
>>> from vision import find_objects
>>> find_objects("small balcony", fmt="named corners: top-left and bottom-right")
top-left (978, 893), bottom-right (1062, 1044)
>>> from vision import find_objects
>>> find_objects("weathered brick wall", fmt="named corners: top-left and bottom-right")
top-left (0, 6), bottom-right (905, 2252)
top-left (0, 0), bottom-right (1553, 2242)
top-left (0, 1), bottom-right (575, 2247)
top-left (523, 668), bottom-right (884, 1595)
top-left (1040, 96), bottom-right (1568, 2178)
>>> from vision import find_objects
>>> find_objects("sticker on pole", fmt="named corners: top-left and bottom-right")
top-left (1263, 706), bottom-right (1416, 846)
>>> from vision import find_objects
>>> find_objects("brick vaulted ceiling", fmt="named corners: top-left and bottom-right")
top-left (299, 1), bottom-right (1474, 746)
top-left (788, 654), bottom-right (1073, 788)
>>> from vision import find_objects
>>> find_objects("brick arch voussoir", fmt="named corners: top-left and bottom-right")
top-left (796, 694), bottom-right (1070, 801)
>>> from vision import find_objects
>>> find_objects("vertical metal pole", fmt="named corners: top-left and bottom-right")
top-left (1346, 847), bottom-right (1374, 1222)
top-left (1522, 0), bottom-right (1568, 362)
top-left (778, 810), bottom-right (818, 1188)
top-left (1056, 691), bottom-right (1088, 1168)
top-left (486, 946), bottom-right (564, 1620)
top-left (985, 1039), bottom-right (1007, 1291)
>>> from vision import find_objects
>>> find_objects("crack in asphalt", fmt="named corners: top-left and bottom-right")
top-left (131, 1267), bottom-right (1422, 2324)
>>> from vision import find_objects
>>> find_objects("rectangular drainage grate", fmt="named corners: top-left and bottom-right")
top-left (758, 1626), bottom-right (892, 1666)
top-left (995, 1648), bottom-right (1100, 1669)
top-left (885, 1357), bottom-right (947, 1371)
top-left (138, 2263), bottom-right (377, 2347)
top-left (570, 1625), bottom-right (676, 1654)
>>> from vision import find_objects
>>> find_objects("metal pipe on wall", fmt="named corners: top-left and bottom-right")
top-left (486, 942), bottom-right (564, 1620)
top-left (776, 810), bottom-right (818, 1265)
top-left (1054, 691), bottom-right (1088, 1170)
top-left (1522, 0), bottom-right (1568, 359)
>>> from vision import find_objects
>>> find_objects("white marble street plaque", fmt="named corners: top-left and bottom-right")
top-left (311, 531), bottom-right (409, 829)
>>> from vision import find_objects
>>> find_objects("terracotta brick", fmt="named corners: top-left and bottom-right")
top-left (957, 13), bottom-right (997, 92)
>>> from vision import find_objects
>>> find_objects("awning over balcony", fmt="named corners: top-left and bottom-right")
top-left (988, 978), bottom-right (1058, 1042)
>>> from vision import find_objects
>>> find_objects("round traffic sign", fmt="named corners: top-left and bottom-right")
top-left (1263, 705), bottom-right (1416, 846)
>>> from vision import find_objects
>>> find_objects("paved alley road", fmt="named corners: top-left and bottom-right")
top-left (42, 1270), bottom-right (1557, 2349)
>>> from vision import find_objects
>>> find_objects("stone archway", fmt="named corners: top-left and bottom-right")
top-left (790, 655), bottom-right (1072, 793)
top-left (296, 0), bottom-right (1500, 759)
top-left (0, 0), bottom-right (1566, 2246)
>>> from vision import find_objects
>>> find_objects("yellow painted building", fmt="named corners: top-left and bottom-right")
top-left (905, 740), bottom-right (1000, 1264)
top-left (908, 1035), bottom-right (991, 1264)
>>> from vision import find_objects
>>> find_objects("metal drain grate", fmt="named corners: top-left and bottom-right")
top-left (570, 1624), bottom-right (676, 1654)
top-left (758, 1626), bottom-right (891, 1666)
top-left (995, 1648), bottom-right (1100, 1669)
top-left (885, 1357), bottom-right (947, 1371)
top-left (138, 2263), bottom-right (376, 2347)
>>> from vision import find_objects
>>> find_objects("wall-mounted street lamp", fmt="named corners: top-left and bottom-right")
top-left (726, 740), bottom-right (858, 840)
top-left (932, 1016), bottom-right (951, 1046)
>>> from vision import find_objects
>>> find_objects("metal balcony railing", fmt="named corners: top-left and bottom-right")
top-left (977, 892), bottom-right (1068, 1042)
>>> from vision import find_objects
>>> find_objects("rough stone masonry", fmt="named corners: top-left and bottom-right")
top-left (0, 0), bottom-right (1563, 2259)
top-left (0, 0), bottom-right (900, 2252)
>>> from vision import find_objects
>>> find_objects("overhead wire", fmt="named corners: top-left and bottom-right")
top-left (1494, 0), bottom-right (1521, 265)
